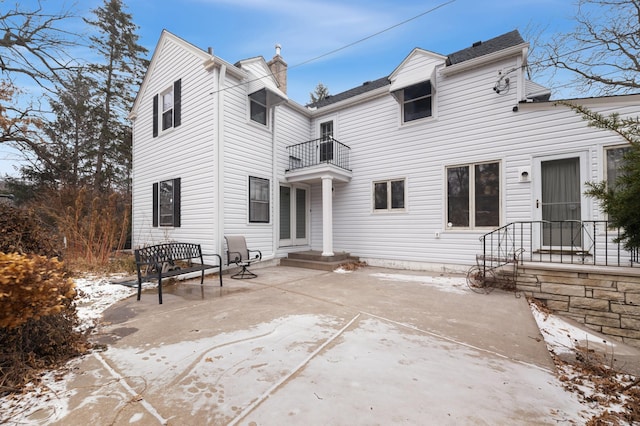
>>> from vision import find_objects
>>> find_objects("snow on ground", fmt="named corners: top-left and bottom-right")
top-left (73, 274), bottom-right (140, 332)
top-left (368, 272), bottom-right (468, 294)
top-left (1, 272), bottom-right (637, 424)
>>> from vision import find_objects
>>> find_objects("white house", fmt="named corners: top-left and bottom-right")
top-left (129, 29), bottom-right (640, 273)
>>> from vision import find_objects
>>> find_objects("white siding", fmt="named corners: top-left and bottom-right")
top-left (305, 54), bottom-right (640, 270)
top-left (134, 32), bottom-right (640, 272)
top-left (132, 36), bottom-right (219, 255)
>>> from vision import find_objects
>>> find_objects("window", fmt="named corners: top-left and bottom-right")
top-left (605, 146), bottom-right (630, 190)
top-left (249, 89), bottom-right (267, 125)
top-left (402, 81), bottom-right (432, 122)
top-left (374, 179), bottom-right (405, 211)
top-left (153, 79), bottom-right (181, 137)
top-left (447, 161), bottom-right (500, 228)
top-left (161, 89), bottom-right (173, 130)
top-left (249, 176), bottom-right (269, 223)
top-left (320, 120), bottom-right (334, 162)
top-left (152, 178), bottom-right (181, 227)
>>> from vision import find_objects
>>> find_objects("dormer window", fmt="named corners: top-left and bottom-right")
top-left (402, 81), bottom-right (432, 122)
top-left (249, 89), bottom-right (268, 125)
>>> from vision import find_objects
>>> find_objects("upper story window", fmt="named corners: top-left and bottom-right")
top-left (249, 89), bottom-right (268, 125)
top-left (161, 88), bottom-right (174, 130)
top-left (374, 179), bottom-right (405, 212)
top-left (153, 79), bottom-right (181, 137)
top-left (605, 145), bottom-right (630, 190)
top-left (402, 81), bottom-right (432, 123)
top-left (447, 161), bottom-right (500, 228)
top-left (320, 120), bottom-right (334, 162)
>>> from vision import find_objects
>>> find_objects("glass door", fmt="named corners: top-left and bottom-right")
top-left (537, 155), bottom-right (583, 248)
top-left (279, 185), bottom-right (308, 247)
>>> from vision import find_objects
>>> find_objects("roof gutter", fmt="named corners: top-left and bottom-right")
top-left (440, 43), bottom-right (529, 76)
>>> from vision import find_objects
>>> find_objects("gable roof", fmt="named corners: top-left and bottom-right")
top-left (129, 30), bottom-right (244, 119)
top-left (446, 30), bottom-right (524, 66)
top-left (310, 30), bottom-right (527, 109)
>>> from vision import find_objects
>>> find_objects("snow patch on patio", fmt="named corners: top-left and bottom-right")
top-left (369, 272), bottom-right (468, 294)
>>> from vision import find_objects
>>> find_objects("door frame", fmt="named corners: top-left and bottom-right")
top-left (278, 183), bottom-right (310, 247)
top-left (533, 151), bottom-right (590, 250)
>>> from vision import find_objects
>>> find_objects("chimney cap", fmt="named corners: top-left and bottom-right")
top-left (275, 43), bottom-right (282, 56)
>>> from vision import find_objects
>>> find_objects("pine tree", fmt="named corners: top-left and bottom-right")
top-left (84, 0), bottom-right (148, 191)
top-left (309, 82), bottom-right (330, 105)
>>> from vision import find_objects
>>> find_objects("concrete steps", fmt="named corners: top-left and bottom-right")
top-left (280, 251), bottom-right (360, 272)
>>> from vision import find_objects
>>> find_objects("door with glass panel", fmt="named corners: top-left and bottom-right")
top-left (319, 120), bottom-right (334, 163)
top-left (536, 155), bottom-right (584, 248)
top-left (279, 185), bottom-right (308, 247)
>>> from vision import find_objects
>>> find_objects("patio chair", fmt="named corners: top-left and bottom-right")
top-left (225, 235), bottom-right (262, 279)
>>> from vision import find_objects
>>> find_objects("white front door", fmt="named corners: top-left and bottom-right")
top-left (534, 152), bottom-right (588, 249)
top-left (279, 184), bottom-right (309, 247)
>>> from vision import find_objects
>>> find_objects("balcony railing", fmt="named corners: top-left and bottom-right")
top-left (286, 137), bottom-right (351, 172)
top-left (479, 220), bottom-right (639, 269)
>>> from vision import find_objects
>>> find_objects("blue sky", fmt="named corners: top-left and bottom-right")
top-left (1, 0), bottom-right (581, 176)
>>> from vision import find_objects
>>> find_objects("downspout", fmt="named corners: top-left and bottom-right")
top-left (217, 64), bottom-right (226, 261)
top-left (271, 105), bottom-right (278, 261)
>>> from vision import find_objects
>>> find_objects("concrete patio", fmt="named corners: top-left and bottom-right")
top-left (41, 265), bottom-right (600, 425)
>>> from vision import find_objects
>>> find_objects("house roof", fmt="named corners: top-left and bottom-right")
top-left (307, 76), bottom-right (390, 108)
top-left (445, 30), bottom-right (525, 66)
top-left (309, 30), bottom-right (526, 109)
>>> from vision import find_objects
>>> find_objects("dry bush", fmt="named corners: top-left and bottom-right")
top-left (0, 252), bottom-right (86, 396)
top-left (0, 253), bottom-right (76, 329)
top-left (0, 203), bottom-right (63, 258)
top-left (56, 188), bottom-right (130, 268)
top-left (0, 204), bottom-right (89, 397)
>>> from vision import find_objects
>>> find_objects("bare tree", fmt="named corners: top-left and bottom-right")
top-left (547, 0), bottom-right (640, 96)
top-left (0, 0), bottom-right (78, 88)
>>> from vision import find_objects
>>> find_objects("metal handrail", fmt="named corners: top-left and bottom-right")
top-left (479, 220), bottom-right (637, 268)
top-left (286, 137), bottom-right (351, 171)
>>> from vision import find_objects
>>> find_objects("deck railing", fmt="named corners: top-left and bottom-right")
top-left (286, 137), bottom-right (351, 171)
top-left (479, 220), bottom-right (638, 269)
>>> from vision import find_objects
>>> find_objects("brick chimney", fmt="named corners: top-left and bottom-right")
top-left (267, 44), bottom-right (287, 94)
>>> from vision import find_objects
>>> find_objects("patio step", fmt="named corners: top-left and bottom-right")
top-left (281, 251), bottom-right (360, 271)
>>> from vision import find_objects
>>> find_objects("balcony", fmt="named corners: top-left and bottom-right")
top-left (285, 137), bottom-right (352, 183)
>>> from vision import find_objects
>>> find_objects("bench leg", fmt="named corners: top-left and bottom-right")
top-left (158, 276), bottom-right (163, 304)
top-left (137, 281), bottom-right (142, 301)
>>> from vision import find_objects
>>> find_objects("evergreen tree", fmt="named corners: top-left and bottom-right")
top-left (84, 0), bottom-right (148, 191)
top-left (309, 82), bottom-right (330, 104)
top-left (561, 101), bottom-right (640, 250)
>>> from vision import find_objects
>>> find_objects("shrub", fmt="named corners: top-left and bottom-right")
top-left (0, 253), bottom-right (76, 329)
top-left (0, 203), bottom-right (63, 258)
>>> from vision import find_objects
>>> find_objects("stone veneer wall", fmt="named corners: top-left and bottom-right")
top-left (515, 263), bottom-right (640, 348)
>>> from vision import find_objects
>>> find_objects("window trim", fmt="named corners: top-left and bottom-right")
top-left (446, 161), bottom-right (501, 229)
top-left (249, 176), bottom-right (270, 223)
top-left (372, 178), bottom-right (406, 213)
top-left (604, 145), bottom-right (630, 189)
top-left (161, 86), bottom-right (174, 131)
top-left (153, 79), bottom-right (181, 137)
top-left (401, 80), bottom-right (433, 123)
top-left (249, 89), bottom-right (268, 126)
top-left (153, 177), bottom-right (181, 228)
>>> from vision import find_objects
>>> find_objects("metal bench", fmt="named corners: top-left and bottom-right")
top-left (134, 242), bottom-right (222, 304)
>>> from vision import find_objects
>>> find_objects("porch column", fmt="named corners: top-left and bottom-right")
top-left (321, 175), bottom-right (334, 256)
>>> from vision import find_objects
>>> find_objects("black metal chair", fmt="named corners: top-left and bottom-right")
top-left (225, 236), bottom-right (262, 279)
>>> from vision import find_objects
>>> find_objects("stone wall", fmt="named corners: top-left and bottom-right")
top-left (515, 263), bottom-right (640, 348)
